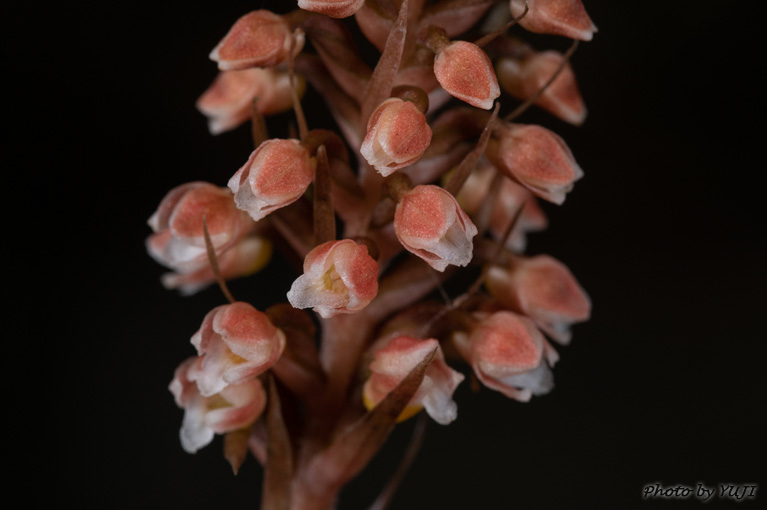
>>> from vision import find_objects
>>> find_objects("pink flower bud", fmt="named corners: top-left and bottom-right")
top-left (210, 10), bottom-right (303, 70)
top-left (394, 185), bottom-right (478, 272)
top-left (363, 336), bottom-right (464, 424)
top-left (169, 357), bottom-right (266, 453)
top-left (298, 0), bottom-right (366, 19)
top-left (433, 41), bottom-right (500, 110)
top-left (510, 0), bottom-right (598, 41)
top-left (497, 51), bottom-right (586, 125)
top-left (360, 98), bottom-right (432, 176)
top-left (486, 255), bottom-right (590, 344)
top-left (196, 68), bottom-right (297, 135)
top-left (161, 236), bottom-right (272, 295)
top-left (486, 122), bottom-right (583, 205)
top-left (146, 182), bottom-right (252, 273)
top-left (287, 240), bottom-right (379, 319)
top-left (228, 139), bottom-right (316, 222)
top-left (189, 302), bottom-right (286, 396)
top-left (468, 311), bottom-right (554, 402)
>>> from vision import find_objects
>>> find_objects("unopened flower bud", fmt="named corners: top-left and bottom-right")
top-left (469, 311), bottom-right (554, 402)
top-left (394, 185), bottom-right (478, 271)
top-left (161, 236), bottom-right (272, 295)
top-left (228, 139), bottom-right (316, 222)
top-left (298, 0), bottom-right (366, 19)
top-left (360, 98), bottom-right (432, 176)
top-left (170, 357), bottom-right (267, 453)
top-left (196, 68), bottom-right (299, 135)
top-left (363, 336), bottom-right (464, 424)
top-left (210, 10), bottom-right (304, 70)
top-left (510, 0), bottom-right (597, 41)
top-left (486, 122), bottom-right (583, 205)
top-left (146, 182), bottom-right (252, 273)
top-left (433, 41), bottom-right (500, 110)
top-left (287, 240), bottom-right (379, 319)
top-left (189, 302), bottom-right (286, 397)
top-left (486, 254), bottom-right (590, 344)
top-left (497, 51), bottom-right (586, 125)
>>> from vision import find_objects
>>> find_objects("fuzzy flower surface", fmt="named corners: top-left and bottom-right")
top-left (146, 182), bottom-right (252, 273)
top-left (228, 139), bottom-right (316, 222)
top-left (287, 240), bottom-right (379, 318)
top-left (486, 254), bottom-right (591, 344)
top-left (170, 357), bottom-right (267, 454)
top-left (363, 336), bottom-right (464, 425)
top-left (394, 185), bottom-right (478, 271)
top-left (360, 98), bottom-right (432, 176)
top-left (190, 302), bottom-right (286, 396)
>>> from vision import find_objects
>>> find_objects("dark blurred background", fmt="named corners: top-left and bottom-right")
top-left (28, 1), bottom-right (765, 508)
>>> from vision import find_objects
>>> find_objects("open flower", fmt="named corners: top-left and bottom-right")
top-left (161, 236), bottom-right (272, 295)
top-left (228, 139), bottom-right (316, 222)
top-left (363, 336), bottom-right (464, 425)
top-left (189, 302), bottom-right (286, 396)
top-left (297, 0), bottom-right (365, 19)
top-left (486, 254), bottom-right (590, 344)
top-left (486, 122), bottom-right (583, 205)
top-left (459, 311), bottom-right (556, 402)
top-left (360, 98), bottom-right (432, 176)
top-left (170, 357), bottom-right (266, 454)
top-left (210, 10), bottom-right (303, 70)
top-left (433, 41), bottom-right (500, 110)
top-left (287, 240), bottom-right (379, 318)
top-left (497, 50), bottom-right (587, 125)
top-left (146, 182), bottom-right (252, 273)
top-left (196, 68), bottom-right (297, 135)
top-left (510, 0), bottom-right (598, 41)
top-left (394, 185), bottom-right (478, 271)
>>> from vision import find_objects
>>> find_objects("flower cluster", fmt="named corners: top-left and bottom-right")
top-left (148, 0), bottom-right (595, 506)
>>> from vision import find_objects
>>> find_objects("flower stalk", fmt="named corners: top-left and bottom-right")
top-left (148, 1), bottom-right (597, 507)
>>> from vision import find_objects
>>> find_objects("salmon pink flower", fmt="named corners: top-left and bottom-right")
top-left (161, 236), bottom-right (272, 295)
top-left (433, 41), bottom-right (500, 110)
top-left (460, 311), bottom-right (555, 402)
top-left (510, 0), bottom-right (598, 41)
top-left (196, 68), bottom-right (297, 135)
top-left (486, 122), bottom-right (583, 205)
top-left (456, 166), bottom-right (548, 252)
top-left (189, 302), bottom-right (286, 396)
top-left (360, 98), bottom-right (432, 176)
top-left (287, 240), bottom-right (379, 318)
top-left (394, 185), bottom-right (478, 271)
top-left (146, 182), bottom-right (252, 273)
top-left (170, 357), bottom-right (266, 453)
top-left (210, 10), bottom-right (304, 70)
top-left (363, 336), bottom-right (464, 425)
top-left (228, 139), bottom-right (316, 222)
top-left (297, 0), bottom-right (365, 19)
top-left (486, 254), bottom-right (590, 344)
top-left (497, 50), bottom-right (587, 125)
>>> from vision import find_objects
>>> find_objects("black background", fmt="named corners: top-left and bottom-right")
top-left (27, 1), bottom-right (765, 508)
